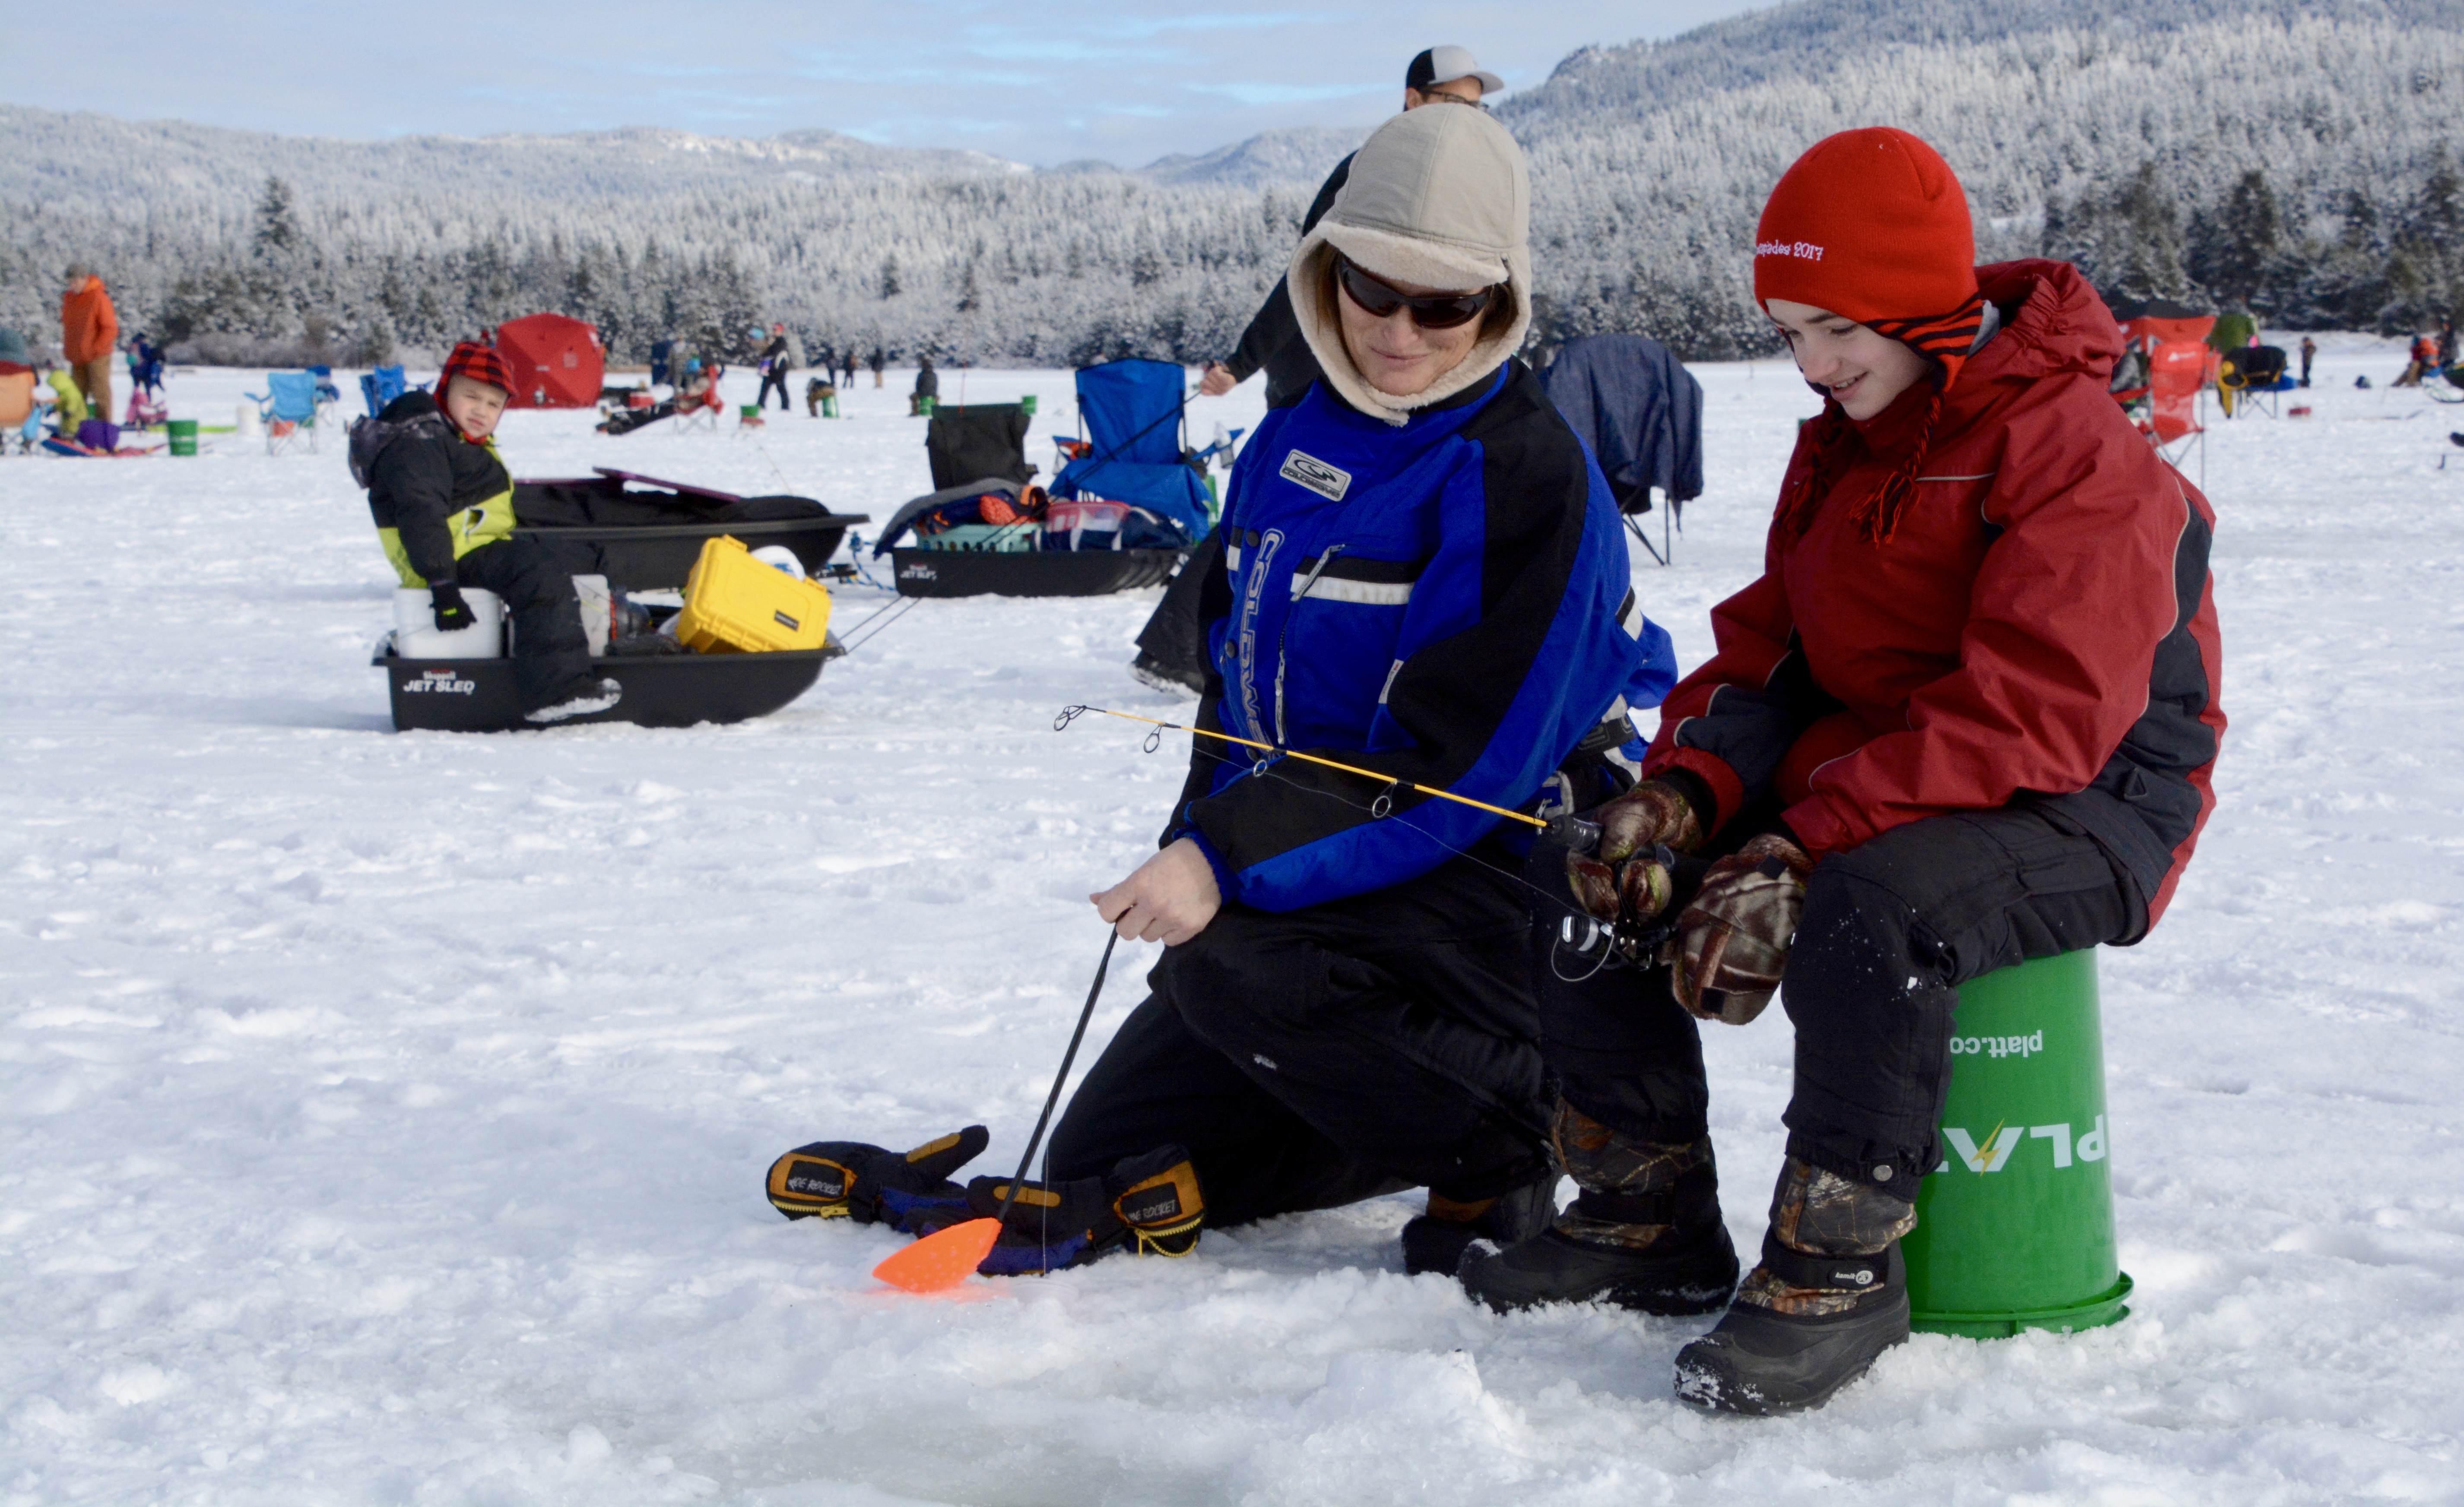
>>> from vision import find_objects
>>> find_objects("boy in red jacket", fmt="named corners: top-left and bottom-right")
top-left (1462, 128), bottom-right (2225, 1415)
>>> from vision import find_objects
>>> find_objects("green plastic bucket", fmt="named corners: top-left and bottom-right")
top-left (1020, 394), bottom-right (1038, 416)
top-left (167, 418), bottom-right (199, 456)
top-left (1904, 949), bottom-right (2133, 1337)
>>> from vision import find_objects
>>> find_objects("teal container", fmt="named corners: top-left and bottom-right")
top-left (167, 418), bottom-right (199, 456)
top-left (1904, 949), bottom-right (2132, 1337)
top-left (1020, 394), bottom-right (1038, 416)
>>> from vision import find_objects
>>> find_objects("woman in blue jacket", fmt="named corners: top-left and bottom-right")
top-left (991, 104), bottom-right (1671, 1276)
top-left (765, 104), bottom-right (1681, 1277)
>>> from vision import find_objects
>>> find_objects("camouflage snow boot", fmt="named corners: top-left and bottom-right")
top-left (1672, 1156), bottom-right (1916, 1416)
top-left (1457, 1102), bottom-right (1738, 1315)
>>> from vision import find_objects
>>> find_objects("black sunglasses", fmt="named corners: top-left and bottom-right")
top-left (1334, 255), bottom-right (1497, 330)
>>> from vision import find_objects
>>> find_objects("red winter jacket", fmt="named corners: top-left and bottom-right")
top-left (1646, 259), bottom-right (2224, 934)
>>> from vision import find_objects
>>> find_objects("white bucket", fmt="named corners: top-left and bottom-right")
top-left (395, 587), bottom-right (504, 658)
top-left (749, 545), bottom-right (805, 577)
top-left (573, 574), bottom-right (612, 655)
top-left (234, 402), bottom-right (262, 440)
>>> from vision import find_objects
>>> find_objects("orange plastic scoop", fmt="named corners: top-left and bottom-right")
top-left (873, 1217), bottom-right (1000, 1293)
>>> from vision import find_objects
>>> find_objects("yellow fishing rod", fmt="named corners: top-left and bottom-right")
top-left (1053, 703), bottom-right (1548, 830)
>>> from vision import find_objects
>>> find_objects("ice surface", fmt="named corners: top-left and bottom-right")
top-left (4, 348), bottom-right (2460, 1505)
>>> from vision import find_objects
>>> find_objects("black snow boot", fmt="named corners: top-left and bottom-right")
top-left (1672, 1156), bottom-right (1916, 1417)
top-left (1399, 1176), bottom-right (1559, 1277)
top-left (1458, 1102), bottom-right (1737, 1315)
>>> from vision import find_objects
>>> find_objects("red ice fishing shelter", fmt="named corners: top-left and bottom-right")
top-left (493, 313), bottom-right (605, 409)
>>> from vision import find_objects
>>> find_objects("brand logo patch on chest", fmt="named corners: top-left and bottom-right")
top-left (1279, 450), bottom-right (1351, 501)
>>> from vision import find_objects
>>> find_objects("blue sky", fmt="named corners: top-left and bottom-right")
top-left (3, 0), bottom-right (1773, 166)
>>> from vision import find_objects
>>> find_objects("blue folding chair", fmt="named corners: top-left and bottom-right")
top-left (1049, 359), bottom-right (1211, 544)
top-left (244, 370), bottom-right (328, 455)
top-left (360, 364), bottom-right (408, 417)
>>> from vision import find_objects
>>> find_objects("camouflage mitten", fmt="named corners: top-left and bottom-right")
top-left (1667, 833), bottom-right (1815, 1024)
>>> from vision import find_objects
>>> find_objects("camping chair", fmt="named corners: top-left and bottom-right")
top-left (1048, 359), bottom-right (1212, 547)
top-left (2141, 339), bottom-right (2208, 481)
top-left (245, 370), bottom-right (328, 455)
top-left (926, 403), bottom-right (1037, 491)
top-left (2217, 345), bottom-right (2290, 419)
top-left (673, 367), bottom-right (725, 431)
top-left (360, 364), bottom-right (408, 417)
top-left (1537, 334), bottom-right (1705, 566)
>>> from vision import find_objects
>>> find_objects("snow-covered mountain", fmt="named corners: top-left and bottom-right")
top-left (4, 0), bottom-right (2459, 364)
top-left (1124, 127), bottom-right (1368, 190)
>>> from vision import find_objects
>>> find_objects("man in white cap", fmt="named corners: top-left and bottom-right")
top-left (1134, 47), bottom-right (1508, 695)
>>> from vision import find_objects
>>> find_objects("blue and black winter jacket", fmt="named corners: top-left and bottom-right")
top-left (1169, 360), bottom-right (1676, 912)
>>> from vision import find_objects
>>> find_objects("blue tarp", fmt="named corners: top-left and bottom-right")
top-left (1537, 335), bottom-right (1703, 512)
top-left (1051, 359), bottom-right (1210, 541)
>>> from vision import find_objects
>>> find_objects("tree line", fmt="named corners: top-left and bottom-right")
top-left (3, 9), bottom-right (2457, 367)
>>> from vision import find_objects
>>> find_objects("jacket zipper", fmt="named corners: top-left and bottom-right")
top-left (1274, 543), bottom-right (1343, 746)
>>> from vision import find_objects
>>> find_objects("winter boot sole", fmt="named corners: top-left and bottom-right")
top-left (1672, 1269), bottom-right (1910, 1415)
top-left (1459, 1220), bottom-right (1739, 1317)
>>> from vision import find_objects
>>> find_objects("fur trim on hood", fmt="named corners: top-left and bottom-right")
top-left (1290, 105), bottom-right (1532, 426)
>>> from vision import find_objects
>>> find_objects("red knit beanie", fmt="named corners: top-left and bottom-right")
top-left (438, 341), bottom-right (512, 399)
top-left (1757, 128), bottom-right (1985, 545)
top-left (1755, 128), bottom-right (1983, 384)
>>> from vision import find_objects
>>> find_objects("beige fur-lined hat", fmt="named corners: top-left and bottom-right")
top-left (1289, 104), bottom-right (1532, 425)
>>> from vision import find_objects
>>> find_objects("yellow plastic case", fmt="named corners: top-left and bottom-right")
top-left (675, 535), bottom-right (834, 654)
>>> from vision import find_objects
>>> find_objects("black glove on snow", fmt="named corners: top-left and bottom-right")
top-left (766, 1126), bottom-right (990, 1232)
top-left (429, 581), bottom-right (474, 633)
top-left (964, 1144), bottom-right (1204, 1275)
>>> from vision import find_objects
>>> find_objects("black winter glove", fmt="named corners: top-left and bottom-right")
top-left (964, 1144), bottom-right (1204, 1275)
top-left (429, 581), bottom-right (474, 633)
top-left (765, 1126), bottom-right (990, 1232)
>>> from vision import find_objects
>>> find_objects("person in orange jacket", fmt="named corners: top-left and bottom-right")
top-left (60, 263), bottom-right (119, 420)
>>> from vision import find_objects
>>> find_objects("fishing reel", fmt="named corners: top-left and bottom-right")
top-left (1545, 815), bottom-right (1686, 978)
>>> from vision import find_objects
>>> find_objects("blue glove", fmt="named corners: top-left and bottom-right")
top-left (964, 1144), bottom-right (1205, 1275)
top-left (766, 1126), bottom-right (989, 1233)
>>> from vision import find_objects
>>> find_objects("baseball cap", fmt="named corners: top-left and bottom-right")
top-left (1406, 46), bottom-right (1505, 96)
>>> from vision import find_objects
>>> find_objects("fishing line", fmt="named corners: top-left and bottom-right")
top-left (1170, 740), bottom-right (1656, 983)
top-left (1055, 704), bottom-right (1548, 830)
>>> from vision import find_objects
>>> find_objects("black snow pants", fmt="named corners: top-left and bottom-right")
top-left (758, 369), bottom-right (790, 411)
top-left (1047, 849), bottom-right (1555, 1228)
top-left (1132, 528), bottom-right (1219, 689)
top-left (453, 536), bottom-right (596, 713)
top-left (1534, 802), bottom-right (2138, 1192)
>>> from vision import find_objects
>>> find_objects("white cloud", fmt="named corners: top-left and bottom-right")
top-left (10, 0), bottom-right (1773, 166)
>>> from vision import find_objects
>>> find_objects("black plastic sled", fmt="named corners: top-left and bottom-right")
top-left (376, 643), bottom-right (826, 732)
top-left (888, 547), bottom-right (1182, 598)
top-left (512, 468), bottom-right (868, 589)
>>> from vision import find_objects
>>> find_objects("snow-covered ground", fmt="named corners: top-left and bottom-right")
top-left (3, 340), bottom-right (2460, 1506)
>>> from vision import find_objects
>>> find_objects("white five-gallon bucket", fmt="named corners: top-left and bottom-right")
top-left (395, 587), bottom-right (504, 658)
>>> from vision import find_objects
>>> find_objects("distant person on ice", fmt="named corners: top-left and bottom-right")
top-left (1135, 44), bottom-right (1507, 696)
top-left (59, 263), bottom-right (117, 423)
top-left (1483, 127), bottom-right (2225, 1416)
top-left (2299, 334), bottom-right (2316, 387)
top-left (756, 323), bottom-right (792, 412)
top-left (769, 104), bottom-right (1678, 1282)
top-left (363, 343), bottom-right (621, 724)
top-left (910, 354), bottom-right (938, 415)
